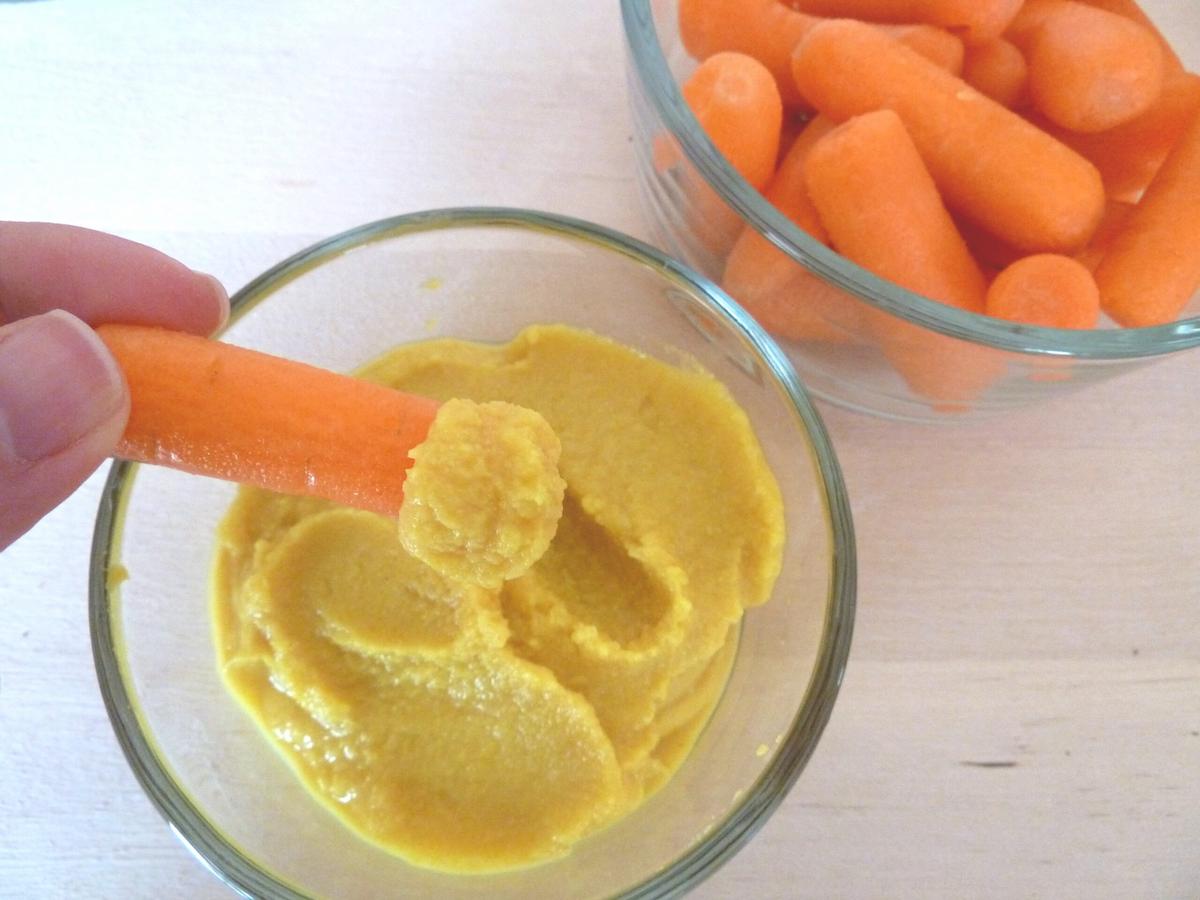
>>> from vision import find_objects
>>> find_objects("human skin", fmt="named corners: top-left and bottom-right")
top-left (0, 222), bottom-right (228, 550)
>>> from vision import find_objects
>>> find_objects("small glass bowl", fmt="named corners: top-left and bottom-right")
top-left (622, 0), bottom-right (1200, 421)
top-left (90, 208), bottom-right (855, 899)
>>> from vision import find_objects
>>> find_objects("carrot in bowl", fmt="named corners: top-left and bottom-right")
top-left (776, 111), bottom-right (810, 166)
top-left (96, 324), bottom-right (439, 515)
top-left (1005, 0), bottom-right (1064, 42)
top-left (962, 38), bottom-right (1027, 108)
top-left (1019, 1), bottom-right (1165, 133)
top-left (883, 24), bottom-right (965, 74)
top-left (1044, 70), bottom-right (1200, 202)
top-left (985, 254), bottom-right (1101, 329)
top-left (679, 0), bottom-right (819, 107)
top-left (1074, 199), bottom-right (1135, 272)
top-left (788, 0), bottom-right (1022, 45)
top-left (791, 18), bottom-right (1106, 253)
top-left (681, 51), bottom-right (783, 190)
top-left (1094, 110), bottom-right (1200, 327)
top-left (1078, 0), bottom-right (1183, 71)
top-left (954, 214), bottom-right (1024, 272)
top-left (677, 0), bottom-right (967, 109)
top-left (722, 115), bottom-right (861, 343)
top-left (804, 110), bottom-right (986, 314)
top-left (803, 109), bottom-right (1001, 406)
top-left (765, 114), bottom-right (838, 214)
top-left (723, 238), bottom-right (860, 344)
top-left (649, 51), bottom-right (784, 259)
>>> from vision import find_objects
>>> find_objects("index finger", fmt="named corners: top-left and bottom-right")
top-left (0, 222), bottom-right (229, 335)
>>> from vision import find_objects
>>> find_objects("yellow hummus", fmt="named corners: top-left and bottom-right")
top-left (398, 398), bottom-right (565, 589)
top-left (211, 324), bottom-right (785, 873)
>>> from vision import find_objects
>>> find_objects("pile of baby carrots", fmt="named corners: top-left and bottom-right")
top-left (674, 0), bottom-right (1200, 352)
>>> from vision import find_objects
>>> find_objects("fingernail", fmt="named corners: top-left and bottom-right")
top-left (0, 310), bottom-right (126, 463)
top-left (194, 270), bottom-right (231, 332)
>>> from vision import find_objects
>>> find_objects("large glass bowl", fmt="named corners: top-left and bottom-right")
top-left (623, 0), bottom-right (1200, 421)
top-left (89, 208), bottom-right (855, 898)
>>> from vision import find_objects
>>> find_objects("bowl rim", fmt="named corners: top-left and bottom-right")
top-left (620, 0), bottom-right (1200, 360)
top-left (89, 207), bottom-right (857, 899)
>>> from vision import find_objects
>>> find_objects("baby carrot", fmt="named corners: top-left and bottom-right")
top-left (884, 24), bottom-right (965, 74)
top-left (766, 114), bottom-right (838, 217)
top-left (804, 109), bottom-right (1000, 405)
top-left (777, 112), bottom-right (809, 166)
top-left (723, 115), bottom-right (859, 343)
top-left (954, 214), bottom-right (1024, 272)
top-left (679, 0), bottom-right (818, 107)
top-left (789, 0), bottom-right (1022, 45)
top-left (1004, 0), bottom-right (1064, 43)
top-left (1078, 0), bottom-right (1183, 71)
top-left (722, 236), bottom-right (860, 343)
top-left (1074, 199), bottom-right (1135, 272)
top-left (1021, 2), bottom-right (1165, 133)
top-left (96, 324), bottom-right (439, 515)
top-left (673, 21), bottom-right (958, 179)
top-left (1095, 110), bottom-right (1200, 327)
top-left (676, 2), bottom-right (965, 108)
top-left (681, 51), bottom-right (783, 190)
top-left (652, 50), bottom-right (782, 256)
top-left (791, 19), bottom-right (1105, 253)
top-left (804, 109), bottom-right (986, 313)
top-left (985, 255), bottom-right (1101, 329)
top-left (962, 38), bottom-right (1028, 108)
top-left (1044, 70), bottom-right (1200, 201)
top-left (649, 145), bottom-right (747, 262)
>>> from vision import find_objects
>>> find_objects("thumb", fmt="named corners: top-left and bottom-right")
top-left (0, 310), bottom-right (129, 550)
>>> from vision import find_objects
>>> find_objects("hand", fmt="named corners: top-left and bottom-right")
top-left (0, 223), bottom-right (229, 550)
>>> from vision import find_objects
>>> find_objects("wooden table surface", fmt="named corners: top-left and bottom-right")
top-left (2, 3), bottom-right (1197, 898)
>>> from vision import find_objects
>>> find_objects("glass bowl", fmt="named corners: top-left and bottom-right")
top-left (89, 208), bottom-right (855, 899)
top-left (622, 0), bottom-right (1200, 422)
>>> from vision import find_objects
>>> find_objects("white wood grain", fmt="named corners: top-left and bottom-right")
top-left (2, 2), bottom-right (1199, 899)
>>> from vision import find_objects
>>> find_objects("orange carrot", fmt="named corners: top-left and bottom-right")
top-left (1019, 2), bottom-right (1165, 133)
top-left (1095, 110), bottom-right (1200, 327)
top-left (884, 24), bottom-right (965, 73)
top-left (679, 0), bottom-right (819, 107)
top-left (962, 38), bottom-right (1028, 108)
top-left (654, 51), bottom-right (783, 260)
top-left (722, 239), bottom-right (861, 343)
top-left (804, 109), bottom-right (1000, 405)
top-left (765, 114), bottom-right (839, 216)
top-left (954, 214), bottom-right (1024, 271)
top-left (1005, 0), bottom-right (1065, 43)
top-left (1042, 70), bottom-right (1200, 201)
top-left (804, 109), bottom-right (986, 312)
top-left (1074, 199), bottom-right (1135, 272)
top-left (985, 255), bottom-right (1101, 329)
top-left (1078, 0), bottom-right (1183, 71)
top-left (791, 19), bottom-right (1105, 252)
top-left (96, 324), bottom-right (439, 515)
top-left (723, 115), bottom-right (860, 343)
top-left (777, 111), bottom-right (809, 166)
top-left (789, 0), bottom-right (1023, 45)
top-left (656, 156), bottom-right (747, 264)
top-left (681, 52), bottom-right (783, 190)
